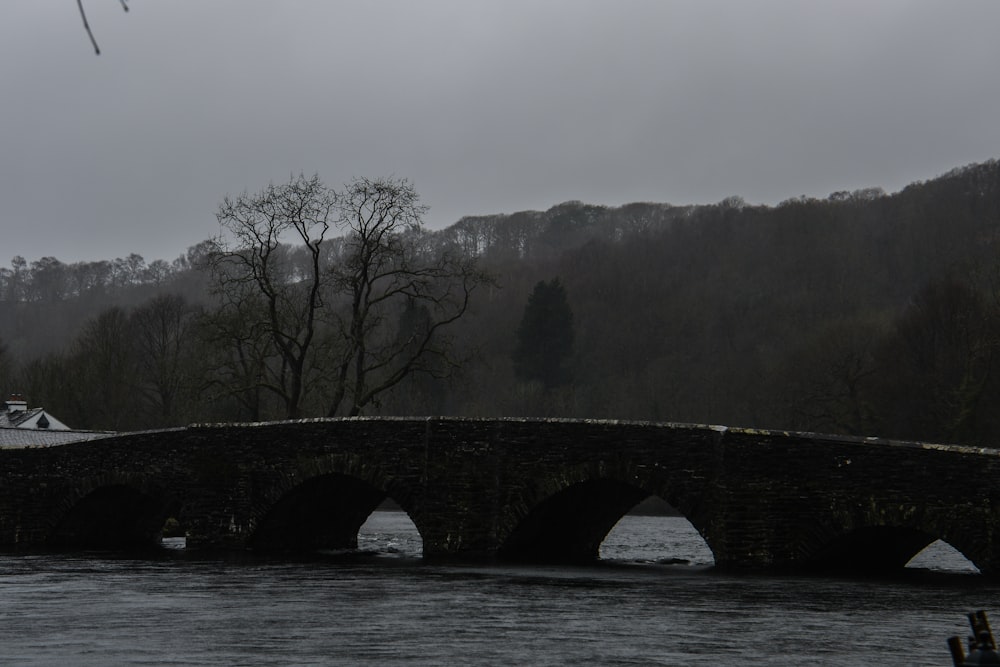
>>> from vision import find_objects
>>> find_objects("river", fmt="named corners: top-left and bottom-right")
top-left (0, 512), bottom-right (994, 665)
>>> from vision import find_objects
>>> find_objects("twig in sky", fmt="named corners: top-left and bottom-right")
top-left (76, 0), bottom-right (130, 56)
top-left (77, 0), bottom-right (101, 55)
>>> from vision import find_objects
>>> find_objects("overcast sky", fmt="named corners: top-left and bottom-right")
top-left (2, 1), bottom-right (999, 264)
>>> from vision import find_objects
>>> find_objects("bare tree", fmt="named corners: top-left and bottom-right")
top-left (209, 174), bottom-right (335, 419)
top-left (70, 307), bottom-right (139, 430)
top-left (207, 174), bottom-right (492, 419)
top-left (875, 277), bottom-right (999, 444)
top-left (325, 177), bottom-right (491, 416)
top-left (130, 294), bottom-right (201, 425)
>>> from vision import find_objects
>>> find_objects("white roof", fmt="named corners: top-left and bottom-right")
top-left (0, 427), bottom-right (114, 448)
top-left (7, 409), bottom-right (71, 430)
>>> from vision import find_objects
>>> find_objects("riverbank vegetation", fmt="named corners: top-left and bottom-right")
top-left (2, 160), bottom-right (999, 445)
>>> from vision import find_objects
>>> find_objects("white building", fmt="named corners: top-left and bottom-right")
top-left (0, 393), bottom-right (111, 448)
top-left (0, 393), bottom-right (71, 430)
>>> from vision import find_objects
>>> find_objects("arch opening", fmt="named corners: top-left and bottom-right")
top-left (499, 479), bottom-right (681, 564)
top-left (906, 540), bottom-right (980, 574)
top-left (48, 484), bottom-right (176, 550)
top-left (250, 474), bottom-right (421, 554)
top-left (802, 526), bottom-right (978, 574)
top-left (160, 516), bottom-right (187, 550)
top-left (600, 495), bottom-right (715, 566)
top-left (357, 498), bottom-right (423, 558)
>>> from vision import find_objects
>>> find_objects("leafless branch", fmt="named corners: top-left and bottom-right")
top-left (76, 0), bottom-right (130, 56)
top-left (77, 0), bottom-right (100, 55)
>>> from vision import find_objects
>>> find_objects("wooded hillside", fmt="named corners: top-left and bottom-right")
top-left (2, 160), bottom-right (999, 445)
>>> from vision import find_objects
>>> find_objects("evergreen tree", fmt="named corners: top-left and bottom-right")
top-left (513, 279), bottom-right (575, 388)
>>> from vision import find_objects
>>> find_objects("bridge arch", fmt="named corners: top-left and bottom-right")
top-left (497, 461), bottom-right (715, 563)
top-left (5, 418), bottom-right (1000, 572)
top-left (790, 499), bottom-right (987, 573)
top-left (246, 456), bottom-right (425, 553)
top-left (46, 473), bottom-right (180, 549)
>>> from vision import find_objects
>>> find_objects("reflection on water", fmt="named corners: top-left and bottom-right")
top-left (0, 511), bottom-right (992, 666)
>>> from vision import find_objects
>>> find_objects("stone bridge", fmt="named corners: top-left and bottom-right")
top-left (2, 417), bottom-right (999, 574)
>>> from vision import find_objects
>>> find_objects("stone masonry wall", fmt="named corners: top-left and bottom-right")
top-left (1, 418), bottom-right (999, 572)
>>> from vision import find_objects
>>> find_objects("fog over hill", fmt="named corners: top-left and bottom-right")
top-left (1, 159), bottom-right (999, 445)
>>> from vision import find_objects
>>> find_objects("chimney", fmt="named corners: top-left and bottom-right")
top-left (5, 393), bottom-right (27, 413)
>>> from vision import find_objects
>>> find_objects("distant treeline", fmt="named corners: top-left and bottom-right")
top-left (2, 160), bottom-right (999, 445)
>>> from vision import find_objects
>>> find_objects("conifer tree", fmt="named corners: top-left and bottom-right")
top-left (513, 279), bottom-right (575, 388)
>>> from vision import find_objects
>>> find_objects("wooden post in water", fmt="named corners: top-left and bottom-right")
top-left (950, 611), bottom-right (1000, 666)
top-left (970, 611), bottom-right (996, 649)
top-left (950, 635), bottom-right (967, 667)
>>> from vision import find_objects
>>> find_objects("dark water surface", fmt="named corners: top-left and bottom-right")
top-left (0, 513), bottom-right (994, 666)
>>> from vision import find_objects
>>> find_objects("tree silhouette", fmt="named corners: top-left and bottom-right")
top-left (513, 279), bottom-right (575, 389)
top-left (208, 174), bottom-right (491, 419)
